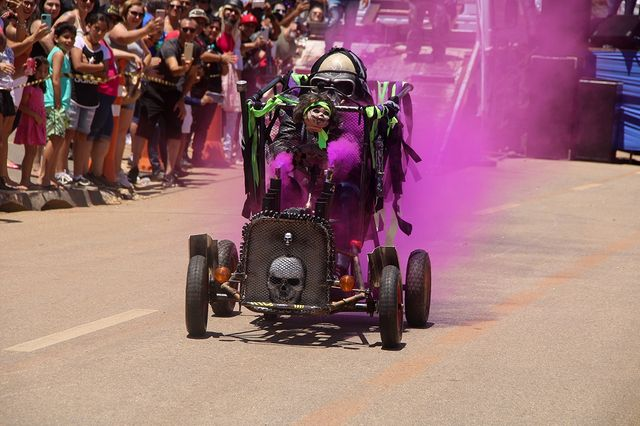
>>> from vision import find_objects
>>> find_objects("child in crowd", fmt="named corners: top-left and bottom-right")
top-left (41, 23), bottom-right (75, 189)
top-left (14, 56), bottom-right (48, 188)
top-left (0, 28), bottom-right (16, 190)
top-left (68, 12), bottom-right (110, 186)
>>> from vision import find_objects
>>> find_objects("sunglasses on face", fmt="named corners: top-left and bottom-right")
top-left (181, 27), bottom-right (196, 33)
top-left (129, 10), bottom-right (144, 18)
top-left (170, 4), bottom-right (183, 9)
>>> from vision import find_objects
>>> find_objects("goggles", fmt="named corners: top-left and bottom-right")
top-left (309, 73), bottom-right (356, 98)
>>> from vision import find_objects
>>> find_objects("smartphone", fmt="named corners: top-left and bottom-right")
top-left (253, 0), bottom-right (265, 8)
top-left (184, 42), bottom-right (194, 62)
top-left (155, 9), bottom-right (165, 19)
top-left (205, 92), bottom-right (224, 103)
top-left (41, 13), bottom-right (52, 28)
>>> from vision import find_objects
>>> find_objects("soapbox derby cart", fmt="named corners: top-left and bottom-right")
top-left (184, 77), bottom-right (431, 349)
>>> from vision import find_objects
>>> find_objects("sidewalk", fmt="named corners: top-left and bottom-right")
top-left (1, 137), bottom-right (239, 212)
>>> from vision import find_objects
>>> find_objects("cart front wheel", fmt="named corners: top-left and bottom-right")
top-left (405, 249), bottom-right (432, 327)
top-left (186, 255), bottom-right (209, 336)
top-left (379, 264), bottom-right (403, 349)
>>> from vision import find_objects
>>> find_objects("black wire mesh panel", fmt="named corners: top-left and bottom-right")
top-left (239, 210), bottom-right (335, 307)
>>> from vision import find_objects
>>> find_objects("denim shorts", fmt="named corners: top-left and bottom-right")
top-left (68, 101), bottom-right (98, 135)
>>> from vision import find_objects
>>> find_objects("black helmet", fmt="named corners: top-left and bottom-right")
top-left (309, 48), bottom-right (372, 103)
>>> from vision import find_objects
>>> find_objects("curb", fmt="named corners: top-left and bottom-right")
top-left (0, 187), bottom-right (122, 212)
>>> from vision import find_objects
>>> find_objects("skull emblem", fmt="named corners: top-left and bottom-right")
top-left (284, 232), bottom-right (293, 246)
top-left (267, 256), bottom-right (305, 303)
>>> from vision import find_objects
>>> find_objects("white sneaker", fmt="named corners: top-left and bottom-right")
top-left (55, 172), bottom-right (73, 185)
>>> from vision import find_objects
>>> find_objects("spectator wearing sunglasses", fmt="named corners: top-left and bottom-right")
top-left (107, 0), bottom-right (160, 187)
top-left (189, 14), bottom-right (235, 166)
top-left (165, 0), bottom-right (184, 33)
top-left (4, 0), bottom-right (49, 112)
top-left (137, 17), bottom-right (201, 188)
top-left (217, 0), bottom-right (243, 164)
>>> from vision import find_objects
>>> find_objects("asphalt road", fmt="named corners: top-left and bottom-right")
top-left (1, 158), bottom-right (639, 425)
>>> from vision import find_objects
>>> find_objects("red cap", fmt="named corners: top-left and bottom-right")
top-left (240, 13), bottom-right (258, 25)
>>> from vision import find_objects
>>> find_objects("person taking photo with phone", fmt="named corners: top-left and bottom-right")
top-left (108, 0), bottom-right (160, 186)
top-left (136, 17), bottom-right (201, 188)
top-left (190, 14), bottom-right (236, 166)
top-left (30, 0), bottom-right (62, 57)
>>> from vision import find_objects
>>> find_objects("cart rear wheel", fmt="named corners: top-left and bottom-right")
top-left (186, 255), bottom-right (209, 336)
top-left (405, 250), bottom-right (432, 327)
top-left (211, 240), bottom-right (239, 317)
top-left (379, 264), bottom-right (403, 348)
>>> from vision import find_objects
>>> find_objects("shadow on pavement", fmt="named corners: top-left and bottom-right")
top-left (201, 313), bottom-right (432, 350)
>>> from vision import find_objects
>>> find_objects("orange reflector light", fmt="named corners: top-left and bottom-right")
top-left (339, 275), bottom-right (356, 292)
top-left (214, 266), bottom-right (231, 283)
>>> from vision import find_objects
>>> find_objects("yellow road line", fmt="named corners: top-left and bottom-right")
top-left (571, 183), bottom-right (603, 191)
top-left (475, 203), bottom-right (521, 215)
top-left (475, 168), bottom-right (637, 216)
top-left (4, 309), bottom-right (157, 353)
top-left (296, 231), bottom-right (640, 425)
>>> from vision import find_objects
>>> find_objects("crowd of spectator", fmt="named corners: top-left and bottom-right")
top-left (0, 0), bottom-right (368, 191)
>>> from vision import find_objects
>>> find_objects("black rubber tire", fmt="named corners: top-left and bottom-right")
top-left (211, 239), bottom-right (239, 317)
top-left (405, 250), bottom-right (432, 327)
top-left (378, 264), bottom-right (403, 348)
top-left (185, 255), bottom-right (209, 336)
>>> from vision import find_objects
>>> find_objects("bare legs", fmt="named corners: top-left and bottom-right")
top-left (88, 137), bottom-right (110, 177)
top-left (115, 107), bottom-right (134, 176)
top-left (42, 134), bottom-right (64, 187)
top-left (72, 130), bottom-right (91, 177)
top-left (20, 145), bottom-right (38, 187)
top-left (0, 115), bottom-right (17, 187)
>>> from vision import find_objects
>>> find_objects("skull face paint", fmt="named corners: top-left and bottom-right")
top-left (267, 256), bottom-right (306, 303)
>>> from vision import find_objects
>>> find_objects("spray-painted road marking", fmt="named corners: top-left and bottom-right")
top-left (296, 231), bottom-right (640, 425)
top-left (475, 203), bottom-right (521, 215)
top-left (4, 309), bottom-right (157, 353)
top-left (571, 183), bottom-right (603, 191)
